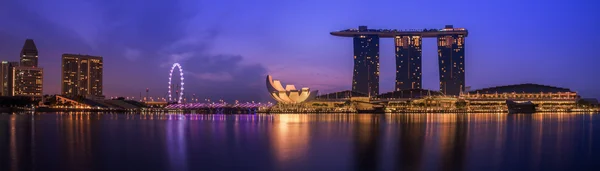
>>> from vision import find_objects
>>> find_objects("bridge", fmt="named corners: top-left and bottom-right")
top-left (165, 103), bottom-right (274, 114)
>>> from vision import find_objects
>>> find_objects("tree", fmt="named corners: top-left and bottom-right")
top-left (577, 99), bottom-right (592, 108)
top-left (0, 96), bottom-right (34, 107)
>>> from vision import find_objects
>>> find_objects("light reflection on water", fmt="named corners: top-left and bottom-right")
top-left (0, 113), bottom-right (599, 171)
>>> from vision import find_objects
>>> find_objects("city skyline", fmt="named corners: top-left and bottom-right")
top-left (0, 39), bottom-right (44, 98)
top-left (0, 0), bottom-right (599, 102)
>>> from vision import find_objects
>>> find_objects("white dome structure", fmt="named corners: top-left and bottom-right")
top-left (266, 75), bottom-right (318, 104)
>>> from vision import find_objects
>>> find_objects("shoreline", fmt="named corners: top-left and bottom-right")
top-left (3, 107), bottom-right (598, 114)
top-left (5, 109), bottom-right (597, 114)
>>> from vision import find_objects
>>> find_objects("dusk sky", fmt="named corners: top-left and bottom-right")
top-left (1, 0), bottom-right (599, 102)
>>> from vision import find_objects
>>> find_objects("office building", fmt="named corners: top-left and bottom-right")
top-left (20, 39), bottom-right (38, 67)
top-left (0, 61), bottom-right (8, 96)
top-left (395, 35), bottom-right (422, 91)
top-left (0, 39), bottom-right (44, 98)
top-left (351, 26), bottom-right (380, 96)
top-left (0, 61), bottom-right (19, 96)
top-left (331, 25), bottom-right (468, 96)
top-left (12, 66), bottom-right (43, 97)
top-left (61, 54), bottom-right (103, 98)
top-left (11, 39), bottom-right (44, 99)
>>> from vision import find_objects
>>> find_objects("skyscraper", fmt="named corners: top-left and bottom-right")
top-left (61, 54), bottom-right (103, 98)
top-left (12, 66), bottom-right (43, 97)
top-left (438, 32), bottom-right (466, 96)
top-left (20, 39), bottom-right (38, 67)
top-left (0, 61), bottom-right (19, 96)
top-left (0, 61), bottom-right (8, 96)
top-left (11, 39), bottom-right (44, 99)
top-left (332, 25), bottom-right (467, 96)
top-left (352, 26), bottom-right (380, 96)
top-left (395, 36), bottom-right (422, 91)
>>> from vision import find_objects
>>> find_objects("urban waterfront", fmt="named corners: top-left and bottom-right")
top-left (1, 113), bottom-right (599, 171)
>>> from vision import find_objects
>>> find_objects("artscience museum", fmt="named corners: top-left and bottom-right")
top-left (266, 75), bottom-right (318, 104)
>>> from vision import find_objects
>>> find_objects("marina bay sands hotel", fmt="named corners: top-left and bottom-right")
top-left (331, 25), bottom-right (468, 96)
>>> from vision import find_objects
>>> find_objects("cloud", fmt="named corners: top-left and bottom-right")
top-left (165, 52), bottom-right (270, 102)
top-left (124, 48), bottom-right (141, 61)
top-left (163, 52), bottom-right (195, 67)
top-left (190, 72), bottom-right (234, 82)
top-left (147, 19), bottom-right (272, 102)
top-left (95, 0), bottom-right (195, 52)
top-left (0, 0), bottom-right (272, 102)
top-left (0, 0), bottom-right (96, 94)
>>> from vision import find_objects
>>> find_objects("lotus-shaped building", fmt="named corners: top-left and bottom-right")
top-left (266, 75), bottom-right (318, 104)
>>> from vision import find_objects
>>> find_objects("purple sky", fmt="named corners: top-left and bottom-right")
top-left (0, 0), bottom-right (599, 102)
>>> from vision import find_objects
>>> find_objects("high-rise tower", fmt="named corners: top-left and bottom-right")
top-left (437, 26), bottom-right (466, 96)
top-left (395, 35), bottom-right (422, 91)
top-left (352, 26), bottom-right (380, 96)
top-left (0, 61), bottom-right (19, 96)
top-left (12, 39), bottom-right (43, 99)
top-left (20, 39), bottom-right (38, 67)
top-left (61, 54), bottom-right (104, 98)
top-left (332, 25), bottom-right (467, 96)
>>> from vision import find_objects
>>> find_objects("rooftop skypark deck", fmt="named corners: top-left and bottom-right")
top-left (330, 25), bottom-right (468, 37)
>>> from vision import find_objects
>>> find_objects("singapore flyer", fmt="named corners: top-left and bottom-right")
top-left (168, 63), bottom-right (184, 103)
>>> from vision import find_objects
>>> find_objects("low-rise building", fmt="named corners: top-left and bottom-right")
top-left (267, 82), bottom-right (596, 113)
top-left (464, 83), bottom-right (580, 112)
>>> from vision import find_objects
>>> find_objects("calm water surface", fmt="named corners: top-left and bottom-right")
top-left (1, 113), bottom-right (599, 171)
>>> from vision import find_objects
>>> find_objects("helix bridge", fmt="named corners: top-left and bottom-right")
top-left (163, 63), bottom-right (274, 114)
top-left (164, 103), bottom-right (274, 114)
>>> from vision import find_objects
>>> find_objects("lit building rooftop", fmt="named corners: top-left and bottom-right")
top-left (330, 25), bottom-right (468, 38)
top-left (469, 83), bottom-right (574, 94)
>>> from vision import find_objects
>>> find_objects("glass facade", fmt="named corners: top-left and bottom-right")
top-left (353, 34), bottom-right (380, 96)
top-left (395, 36), bottom-right (422, 91)
top-left (61, 54), bottom-right (103, 97)
top-left (437, 34), bottom-right (466, 96)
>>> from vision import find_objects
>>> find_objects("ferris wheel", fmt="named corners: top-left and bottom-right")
top-left (168, 63), bottom-right (184, 103)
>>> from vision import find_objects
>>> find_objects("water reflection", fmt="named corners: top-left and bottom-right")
top-left (10, 115), bottom-right (18, 171)
top-left (270, 115), bottom-right (310, 167)
top-left (6, 114), bottom-right (34, 171)
top-left (0, 113), bottom-right (598, 171)
top-left (353, 114), bottom-right (382, 171)
top-left (57, 114), bottom-right (93, 170)
top-left (166, 116), bottom-right (188, 171)
top-left (393, 114), bottom-right (426, 171)
top-left (438, 114), bottom-right (468, 171)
